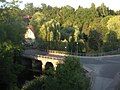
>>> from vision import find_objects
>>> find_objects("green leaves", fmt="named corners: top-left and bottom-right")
top-left (54, 56), bottom-right (90, 90)
top-left (88, 30), bottom-right (103, 51)
top-left (22, 77), bottom-right (45, 90)
top-left (107, 16), bottom-right (120, 38)
top-left (103, 31), bottom-right (119, 52)
top-left (0, 7), bottom-right (25, 43)
top-left (0, 41), bottom-right (24, 90)
top-left (22, 56), bottom-right (90, 90)
top-left (97, 3), bottom-right (109, 17)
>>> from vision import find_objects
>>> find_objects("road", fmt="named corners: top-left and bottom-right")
top-left (80, 56), bottom-right (120, 90)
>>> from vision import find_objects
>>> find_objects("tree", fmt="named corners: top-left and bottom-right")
top-left (0, 41), bottom-right (24, 90)
top-left (37, 19), bottom-right (61, 50)
top-left (97, 3), bottom-right (109, 17)
top-left (90, 3), bottom-right (99, 18)
top-left (82, 22), bottom-right (91, 35)
top-left (59, 5), bottom-right (75, 26)
top-left (60, 27), bottom-right (74, 41)
top-left (45, 19), bottom-right (61, 42)
top-left (46, 56), bottom-right (90, 90)
top-left (23, 3), bottom-right (36, 16)
top-left (30, 12), bottom-right (46, 40)
top-left (22, 56), bottom-right (90, 90)
top-left (106, 31), bottom-right (117, 43)
top-left (103, 31), bottom-right (119, 52)
top-left (30, 12), bottom-right (45, 29)
top-left (100, 16), bottom-right (112, 41)
top-left (107, 16), bottom-right (120, 38)
top-left (0, 7), bottom-right (25, 43)
top-left (88, 30), bottom-right (103, 51)
top-left (21, 77), bottom-right (44, 90)
top-left (0, 1), bottom-right (26, 89)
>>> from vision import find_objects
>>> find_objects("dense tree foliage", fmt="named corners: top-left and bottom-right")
top-left (25, 3), bottom-right (120, 53)
top-left (107, 16), bottom-right (120, 38)
top-left (88, 30), bottom-right (102, 51)
top-left (0, 41), bottom-right (24, 90)
top-left (22, 56), bottom-right (90, 90)
top-left (0, 1), bottom-right (26, 90)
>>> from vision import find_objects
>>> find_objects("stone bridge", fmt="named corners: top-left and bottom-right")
top-left (22, 49), bottom-right (64, 71)
top-left (23, 54), bottom-right (64, 70)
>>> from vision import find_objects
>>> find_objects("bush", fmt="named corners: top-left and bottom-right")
top-left (47, 56), bottom-right (90, 90)
top-left (22, 56), bottom-right (90, 90)
top-left (0, 42), bottom-right (24, 90)
top-left (22, 77), bottom-right (45, 90)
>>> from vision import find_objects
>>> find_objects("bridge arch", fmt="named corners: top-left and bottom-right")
top-left (41, 59), bottom-right (60, 70)
top-left (45, 62), bottom-right (54, 70)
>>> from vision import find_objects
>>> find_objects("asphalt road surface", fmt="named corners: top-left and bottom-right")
top-left (80, 56), bottom-right (120, 90)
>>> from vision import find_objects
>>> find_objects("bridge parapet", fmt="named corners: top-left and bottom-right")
top-left (37, 55), bottom-right (63, 60)
top-left (22, 53), bottom-right (64, 70)
top-left (49, 49), bottom-right (120, 57)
